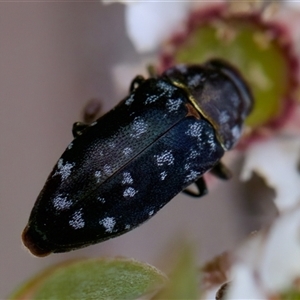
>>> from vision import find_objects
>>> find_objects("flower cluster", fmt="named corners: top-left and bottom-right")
top-left (108, 1), bottom-right (300, 298)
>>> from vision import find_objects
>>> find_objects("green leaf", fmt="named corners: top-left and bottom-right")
top-left (10, 257), bottom-right (167, 300)
top-left (153, 245), bottom-right (200, 299)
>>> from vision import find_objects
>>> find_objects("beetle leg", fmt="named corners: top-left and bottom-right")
top-left (72, 122), bottom-right (89, 138)
top-left (210, 161), bottom-right (232, 180)
top-left (129, 75), bottom-right (146, 92)
top-left (182, 177), bottom-right (208, 198)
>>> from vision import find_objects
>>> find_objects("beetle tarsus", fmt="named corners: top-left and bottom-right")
top-left (182, 177), bottom-right (208, 198)
top-left (72, 122), bottom-right (89, 138)
top-left (129, 75), bottom-right (146, 92)
top-left (210, 161), bottom-right (232, 180)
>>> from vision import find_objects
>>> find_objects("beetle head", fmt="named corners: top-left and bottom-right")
top-left (163, 59), bottom-right (253, 150)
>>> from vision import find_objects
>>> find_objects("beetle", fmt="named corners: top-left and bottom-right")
top-left (22, 59), bottom-right (253, 256)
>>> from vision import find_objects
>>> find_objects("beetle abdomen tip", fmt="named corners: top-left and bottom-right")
top-left (22, 225), bottom-right (52, 257)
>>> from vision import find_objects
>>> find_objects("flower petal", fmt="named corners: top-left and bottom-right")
top-left (240, 136), bottom-right (300, 212)
top-left (102, 0), bottom-right (132, 5)
top-left (226, 263), bottom-right (266, 299)
top-left (125, 2), bottom-right (190, 53)
top-left (227, 206), bottom-right (300, 298)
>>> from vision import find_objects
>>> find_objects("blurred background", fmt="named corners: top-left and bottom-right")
top-left (0, 2), bottom-right (276, 298)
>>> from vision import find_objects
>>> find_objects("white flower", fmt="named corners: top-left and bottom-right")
top-left (125, 2), bottom-right (190, 53)
top-left (227, 205), bottom-right (300, 298)
top-left (102, 0), bottom-right (131, 4)
top-left (240, 135), bottom-right (300, 212)
top-left (102, 0), bottom-right (192, 53)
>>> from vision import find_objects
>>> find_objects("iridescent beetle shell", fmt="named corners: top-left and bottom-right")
top-left (22, 59), bottom-right (253, 256)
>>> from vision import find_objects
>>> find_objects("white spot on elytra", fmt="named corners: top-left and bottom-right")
top-left (125, 94), bottom-right (134, 106)
top-left (166, 98), bottom-right (183, 112)
top-left (145, 94), bottom-right (160, 104)
top-left (185, 123), bottom-right (203, 140)
top-left (184, 163), bottom-right (191, 171)
top-left (98, 197), bottom-right (105, 203)
top-left (130, 117), bottom-right (148, 138)
top-left (122, 172), bottom-right (133, 185)
top-left (125, 224), bottom-right (131, 230)
top-left (90, 121), bottom-right (97, 126)
top-left (53, 159), bottom-right (75, 180)
top-left (99, 217), bottom-right (116, 233)
top-left (108, 141), bottom-right (116, 149)
top-left (123, 147), bottom-right (133, 156)
top-left (123, 187), bottom-right (138, 198)
top-left (185, 170), bottom-right (201, 183)
top-left (149, 210), bottom-right (154, 216)
top-left (207, 133), bottom-right (217, 152)
top-left (52, 194), bottom-right (73, 210)
top-left (155, 150), bottom-right (174, 166)
top-left (188, 150), bottom-right (199, 160)
top-left (157, 81), bottom-right (176, 96)
top-left (157, 80), bottom-right (173, 90)
top-left (145, 81), bottom-right (176, 105)
top-left (69, 209), bottom-right (85, 229)
top-left (95, 170), bottom-right (102, 182)
top-left (67, 142), bottom-right (73, 150)
top-left (103, 164), bottom-right (113, 176)
top-left (160, 171), bottom-right (167, 181)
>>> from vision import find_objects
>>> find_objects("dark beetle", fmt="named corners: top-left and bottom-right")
top-left (22, 59), bottom-right (253, 256)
